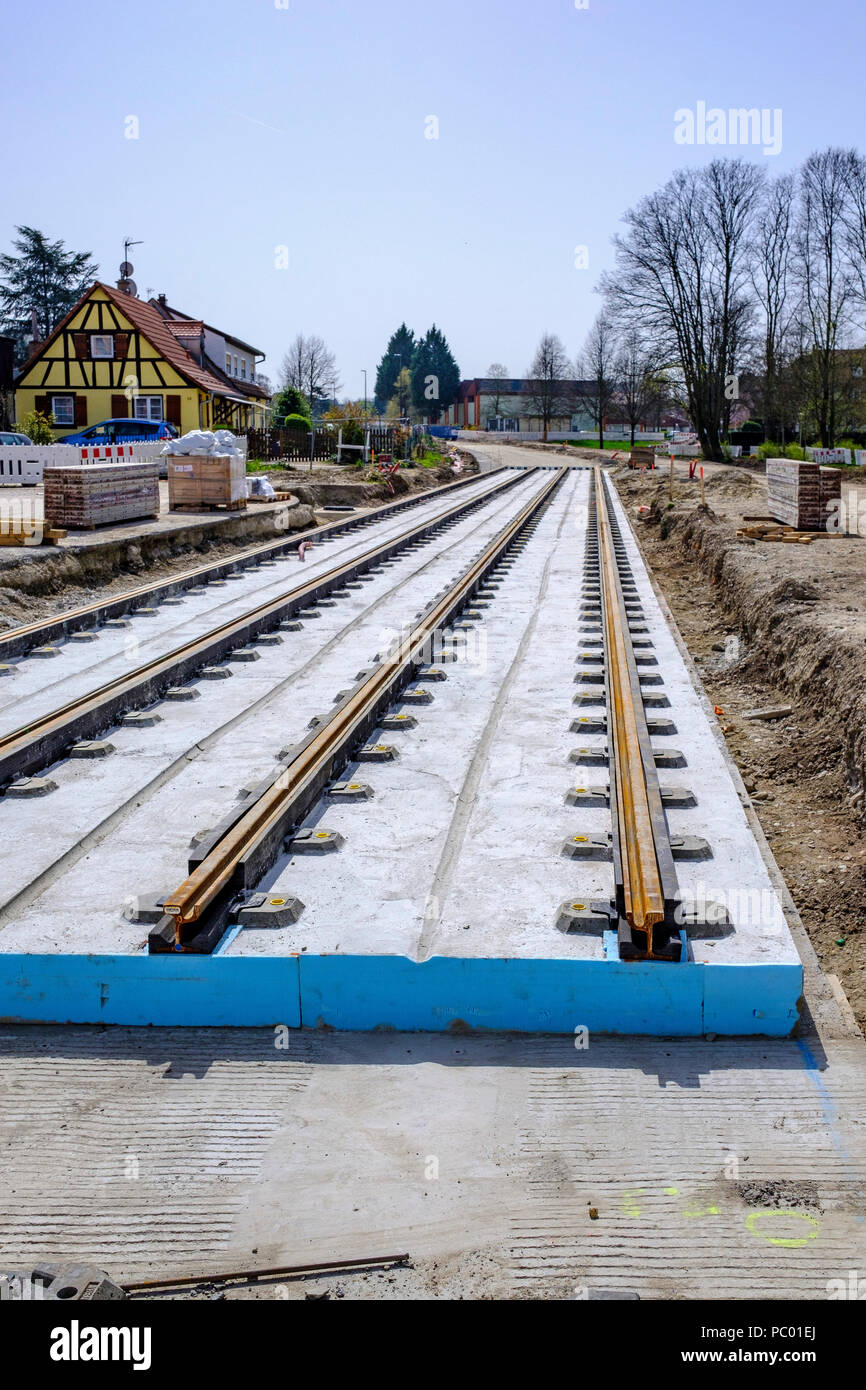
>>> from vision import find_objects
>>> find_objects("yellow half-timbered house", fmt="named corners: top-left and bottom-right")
top-left (15, 282), bottom-right (270, 437)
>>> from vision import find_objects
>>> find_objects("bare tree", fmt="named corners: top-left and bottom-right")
top-left (485, 362), bottom-right (511, 425)
top-left (601, 159), bottom-right (763, 460)
top-left (577, 313), bottom-right (620, 450)
top-left (793, 149), bottom-right (855, 447)
top-left (750, 173), bottom-right (795, 441)
top-left (280, 334), bottom-right (341, 416)
top-left (524, 334), bottom-right (572, 441)
top-left (613, 324), bottom-right (669, 445)
top-left (843, 149), bottom-right (866, 306)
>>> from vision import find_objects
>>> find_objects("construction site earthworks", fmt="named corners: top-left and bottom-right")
top-left (0, 443), bottom-right (863, 1316)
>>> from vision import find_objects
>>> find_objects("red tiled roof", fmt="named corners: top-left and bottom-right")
top-left (165, 319), bottom-right (204, 337)
top-left (97, 285), bottom-right (229, 395)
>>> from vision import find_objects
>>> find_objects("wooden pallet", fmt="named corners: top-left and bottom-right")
top-left (170, 499), bottom-right (247, 514)
top-left (0, 524), bottom-right (67, 546)
top-left (736, 523), bottom-right (846, 544)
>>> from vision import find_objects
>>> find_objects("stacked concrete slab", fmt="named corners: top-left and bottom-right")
top-left (43, 462), bottom-right (160, 530)
top-left (766, 458), bottom-right (841, 530)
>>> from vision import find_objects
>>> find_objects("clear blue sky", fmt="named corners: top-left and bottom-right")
top-left (5, 0), bottom-right (865, 394)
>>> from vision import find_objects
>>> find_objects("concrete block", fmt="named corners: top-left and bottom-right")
top-left (237, 893), bottom-right (304, 928)
top-left (358, 743), bottom-right (398, 762)
top-left (327, 781), bottom-right (373, 801)
top-left (69, 741), bottom-right (115, 759)
top-left (230, 649), bottom-right (261, 662)
top-left (121, 710), bottom-right (163, 727)
top-left (382, 713), bottom-right (418, 731)
top-left (5, 777), bottom-right (58, 798)
top-left (288, 828), bottom-right (345, 853)
top-left (164, 687), bottom-right (200, 701)
top-left (199, 666), bottom-right (233, 679)
top-left (562, 832), bottom-right (612, 860)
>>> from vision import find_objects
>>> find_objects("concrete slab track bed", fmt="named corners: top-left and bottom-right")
top-left (0, 460), bottom-right (805, 1034)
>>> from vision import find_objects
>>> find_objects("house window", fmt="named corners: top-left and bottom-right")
top-left (90, 334), bottom-right (114, 359)
top-left (226, 353), bottom-right (232, 373)
top-left (240, 358), bottom-right (246, 380)
top-left (233, 355), bottom-right (238, 376)
top-left (132, 396), bottom-right (163, 421)
top-left (50, 395), bottom-right (75, 425)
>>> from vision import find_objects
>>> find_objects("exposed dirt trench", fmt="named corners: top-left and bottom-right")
top-left (611, 464), bottom-right (866, 1027)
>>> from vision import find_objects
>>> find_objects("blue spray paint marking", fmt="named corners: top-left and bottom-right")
top-left (796, 1037), bottom-right (865, 1223)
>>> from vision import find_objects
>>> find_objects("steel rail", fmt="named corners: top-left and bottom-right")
top-left (0, 466), bottom-right (506, 661)
top-left (0, 469), bottom-right (534, 788)
top-left (159, 467), bottom-right (568, 943)
top-left (595, 467), bottom-right (666, 952)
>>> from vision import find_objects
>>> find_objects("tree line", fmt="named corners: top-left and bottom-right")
top-left (592, 148), bottom-right (866, 459)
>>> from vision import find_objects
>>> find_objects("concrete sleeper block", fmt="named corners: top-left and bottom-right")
top-left (237, 893), bottom-right (305, 929)
top-left (5, 776), bottom-right (58, 797)
top-left (69, 740), bottom-right (115, 758)
top-left (288, 828), bottom-right (344, 853)
top-left (122, 710), bottom-right (163, 727)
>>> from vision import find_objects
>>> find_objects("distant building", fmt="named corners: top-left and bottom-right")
top-left (150, 294), bottom-right (270, 428)
top-left (444, 377), bottom-right (598, 432)
top-left (15, 281), bottom-right (270, 438)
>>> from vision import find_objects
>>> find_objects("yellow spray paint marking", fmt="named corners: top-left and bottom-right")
top-left (621, 1189), bottom-right (644, 1218)
top-left (314, 833), bottom-right (329, 840)
top-left (684, 1203), bottom-right (720, 1219)
top-left (573, 836), bottom-right (588, 844)
top-left (664, 1186), bottom-right (679, 1196)
top-left (745, 1211), bottom-right (820, 1248)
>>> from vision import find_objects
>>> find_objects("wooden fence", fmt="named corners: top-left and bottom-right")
top-left (244, 425), bottom-right (399, 464)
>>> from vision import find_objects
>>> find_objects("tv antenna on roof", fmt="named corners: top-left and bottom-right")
top-left (118, 237), bottom-right (143, 295)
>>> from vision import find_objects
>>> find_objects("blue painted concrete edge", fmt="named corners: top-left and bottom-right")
top-left (0, 953), bottom-right (301, 1027)
top-left (0, 951), bottom-right (803, 1035)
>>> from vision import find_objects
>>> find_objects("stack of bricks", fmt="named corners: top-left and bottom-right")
top-left (44, 462), bottom-right (160, 530)
top-left (766, 458), bottom-right (841, 530)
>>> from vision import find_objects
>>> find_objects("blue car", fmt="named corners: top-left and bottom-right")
top-left (62, 418), bottom-right (179, 446)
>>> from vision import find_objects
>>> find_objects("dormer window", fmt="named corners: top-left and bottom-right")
top-left (91, 334), bottom-right (114, 358)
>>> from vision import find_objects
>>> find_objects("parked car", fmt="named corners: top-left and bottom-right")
top-left (0, 431), bottom-right (33, 446)
top-left (61, 419), bottom-right (180, 446)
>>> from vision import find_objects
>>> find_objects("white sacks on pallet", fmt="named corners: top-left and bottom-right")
top-left (162, 429), bottom-right (245, 458)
